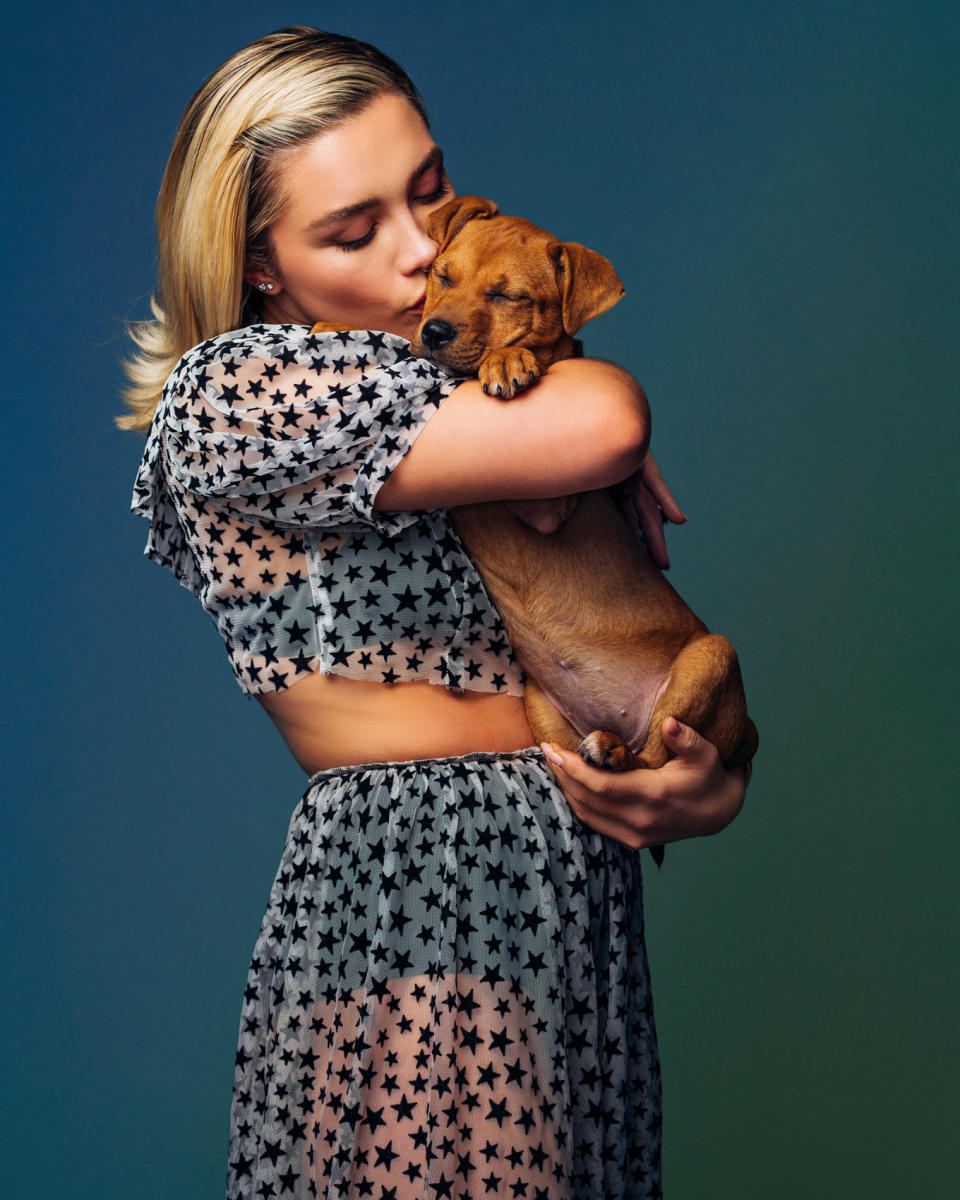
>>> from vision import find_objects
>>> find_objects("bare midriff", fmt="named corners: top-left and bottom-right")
top-left (256, 671), bottom-right (535, 776)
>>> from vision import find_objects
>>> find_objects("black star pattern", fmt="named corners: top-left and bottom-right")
top-left (222, 749), bottom-right (661, 1200)
top-left (131, 325), bottom-right (524, 699)
top-left (130, 326), bottom-right (661, 1198)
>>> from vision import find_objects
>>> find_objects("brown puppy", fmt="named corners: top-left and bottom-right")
top-left (409, 195), bottom-right (623, 403)
top-left (313, 196), bottom-right (758, 850)
top-left (412, 197), bottom-right (758, 775)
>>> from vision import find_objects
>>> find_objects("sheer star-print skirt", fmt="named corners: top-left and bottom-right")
top-left (226, 748), bottom-right (662, 1200)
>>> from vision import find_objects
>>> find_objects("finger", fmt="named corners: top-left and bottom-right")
top-left (660, 717), bottom-right (721, 769)
top-left (540, 742), bottom-right (663, 817)
top-left (640, 454), bottom-right (688, 524)
top-left (623, 494), bottom-right (647, 545)
top-left (540, 746), bottom-right (651, 847)
top-left (633, 484), bottom-right (671, 569)
top-left (541, 741), bottom-right (635, 799)
top-left (608, 484), bottom-right (637, 532)
top-left (539, 745), bottom-right (612, 809)
top-left (562, 788), bottom-right (648, 849)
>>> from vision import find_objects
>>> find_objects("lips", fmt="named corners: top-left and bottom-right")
top-left (406, 294), bottom-right (426, 313)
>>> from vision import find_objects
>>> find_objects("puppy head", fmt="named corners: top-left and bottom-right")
top-left (410, 195), bottom-right (624, 375)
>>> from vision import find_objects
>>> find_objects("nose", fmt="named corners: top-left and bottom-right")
top-left (398, 211), bottom-right (439, 275)
top-left (420, 319), bottom-right (456, 350)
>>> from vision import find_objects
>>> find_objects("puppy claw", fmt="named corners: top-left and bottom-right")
top-left (479, 347), bottom-right (540, 400)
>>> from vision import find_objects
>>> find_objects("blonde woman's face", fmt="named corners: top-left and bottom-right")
top-left (249, 92), bottom-right (454, 338)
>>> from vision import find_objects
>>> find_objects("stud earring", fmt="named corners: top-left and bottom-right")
top-left (257, 282), bottom-right (275, 293)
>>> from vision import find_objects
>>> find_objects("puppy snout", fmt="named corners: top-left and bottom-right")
top-left (420, 319), bottom-right (456, 351)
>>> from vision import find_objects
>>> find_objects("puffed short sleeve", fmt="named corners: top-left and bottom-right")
top-left (157, 325), bottom-right (462, 536)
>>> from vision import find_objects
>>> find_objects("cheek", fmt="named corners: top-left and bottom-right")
top-left (294, 253), bottom-right (386, 313)
top-left (306, 256), bottom-right (365, 297)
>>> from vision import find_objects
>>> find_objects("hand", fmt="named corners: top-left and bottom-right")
top-left (611, 452), bottom-right (687, 569)
top-left (540, 717), bottom-right (749, 851)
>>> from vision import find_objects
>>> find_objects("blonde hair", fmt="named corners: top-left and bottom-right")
top-left (117, 26), bottom-right (428, 432)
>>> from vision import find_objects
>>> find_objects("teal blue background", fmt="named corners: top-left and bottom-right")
top-left (4, 1), bottom-right (957, 1196)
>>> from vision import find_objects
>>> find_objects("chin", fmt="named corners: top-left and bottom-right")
top-left (397, 314), bottom-right (423, 341)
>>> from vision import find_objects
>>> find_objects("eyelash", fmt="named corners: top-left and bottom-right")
top-left (335, 227), bottom-right (378, 253)
top-left (416, 180), bottom-right (451, 206)
top-left (333, 179), bottom-right (452, 253)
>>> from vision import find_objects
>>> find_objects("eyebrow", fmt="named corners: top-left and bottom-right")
top-left (302, 146), bottom-right (445, 235)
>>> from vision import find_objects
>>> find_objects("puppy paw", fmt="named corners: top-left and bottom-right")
top-left (309, 321), bottom-right (354, 334)
top-left (478, 348), bottom-right (540, 399)
top-left (578, 731), bottom-right (637, 771)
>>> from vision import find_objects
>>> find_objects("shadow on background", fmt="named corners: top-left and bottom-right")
top-left (3, 1), bottom-right (956, 1196)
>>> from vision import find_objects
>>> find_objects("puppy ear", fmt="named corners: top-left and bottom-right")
top-left (547, 242), bottom-right (624, 335)
top-left (425, 195), bottom-right (499, 248)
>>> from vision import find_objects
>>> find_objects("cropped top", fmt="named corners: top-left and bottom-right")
top-left (131, 324), bottom-right (525, 698)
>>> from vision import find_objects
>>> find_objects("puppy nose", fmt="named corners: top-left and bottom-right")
top-left (420, 319), bottom-right (456, 351)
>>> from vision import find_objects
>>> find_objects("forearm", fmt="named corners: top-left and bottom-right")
top-left (376, 357), bottom-right (650, 512)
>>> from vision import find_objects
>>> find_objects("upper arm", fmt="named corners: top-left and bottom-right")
top-left (375, 356), bottom-right (650, 512)
top-left (160, 327), bottom-right (458, 536)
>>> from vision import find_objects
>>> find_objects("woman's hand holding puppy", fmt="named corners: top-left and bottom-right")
top-left (541, 718), bottom-right (749, 851)
top-left (611, 451), bottom-right (689, 571)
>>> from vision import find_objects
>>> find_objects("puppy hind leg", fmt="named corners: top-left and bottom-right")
top-left (638, 633), bottom-right (750, 770)
top-left (724, 715), bottom-right (760, 771)
top-left (523, 677), bottom-right (583, 756)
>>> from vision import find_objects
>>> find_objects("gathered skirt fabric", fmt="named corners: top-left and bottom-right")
top-left (226, 747), bottom-right (661, 1200)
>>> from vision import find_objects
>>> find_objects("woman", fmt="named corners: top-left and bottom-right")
top-left (121, 26), bottom-right (748, 1200)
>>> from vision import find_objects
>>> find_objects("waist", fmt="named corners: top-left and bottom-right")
top-left (256, 671), bottom-right (534, 775)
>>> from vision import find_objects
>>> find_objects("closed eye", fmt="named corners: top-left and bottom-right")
top-left (414, 179), bottom-right (452, 206)
top-left (333, 225), bottom-right (378, 252)
top-left (486, 290), bottom-right (531, 303)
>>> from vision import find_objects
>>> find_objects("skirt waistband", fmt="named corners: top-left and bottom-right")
top-left (303, 745), bottom-right (544, 790)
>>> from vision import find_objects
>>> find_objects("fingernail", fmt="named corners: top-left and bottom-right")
top-left (540, 741), bottom-right (564, 767)
top-left (665, 717), bottom-right (681, 736)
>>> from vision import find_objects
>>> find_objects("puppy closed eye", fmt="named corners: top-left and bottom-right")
top-left (428, 265), bottom-right (454, 287)
top-left (486, 290), bottom-right (531, 304)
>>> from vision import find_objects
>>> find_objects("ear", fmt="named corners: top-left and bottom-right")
top-left (243, 262), bottom-right (281, 295)
top-left (425, 194), bottom-right (499, 249)
top-left (547, 242), bottom-right (624, 335)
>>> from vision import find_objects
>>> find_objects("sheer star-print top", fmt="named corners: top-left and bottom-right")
top-left (131, 324), bottom-right (525, 698)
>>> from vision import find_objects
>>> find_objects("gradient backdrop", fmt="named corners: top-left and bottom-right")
top-left (4, 1), bottom-right (957, 1196)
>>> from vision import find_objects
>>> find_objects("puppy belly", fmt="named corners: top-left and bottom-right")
top-left (524, 648), bottom-right (669, 753)
top-left (450, 494), bottom-right (706, 752)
